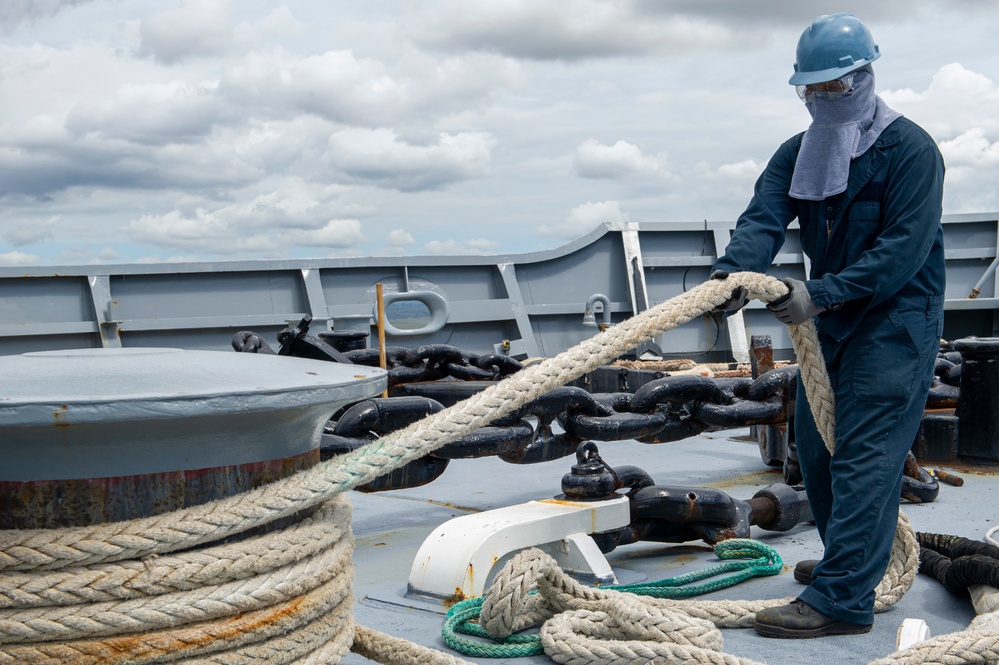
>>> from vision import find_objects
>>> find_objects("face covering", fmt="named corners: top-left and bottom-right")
top-left (789, 68), bottom-right (902, 201)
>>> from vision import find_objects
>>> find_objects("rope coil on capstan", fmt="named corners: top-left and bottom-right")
top-left (0, 271), bottom-right (979, 665)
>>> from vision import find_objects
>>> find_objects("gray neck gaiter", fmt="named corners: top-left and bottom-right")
top-left (789, 68), bottom-right (902, 201)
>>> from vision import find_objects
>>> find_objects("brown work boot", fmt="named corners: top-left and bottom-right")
top-left (794, 559), bottom-right (819, 585)
top-left (754, 600), bottom-right (872, 639)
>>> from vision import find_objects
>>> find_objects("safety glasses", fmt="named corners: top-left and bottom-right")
top-left (796, 73), bottom-right (855, 103)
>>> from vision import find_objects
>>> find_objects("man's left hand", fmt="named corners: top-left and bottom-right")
top-left (766, 278), bottom-right (824, 325)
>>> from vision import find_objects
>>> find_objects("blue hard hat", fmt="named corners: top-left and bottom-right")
top-left (789, 13), bottom-right (880, 85)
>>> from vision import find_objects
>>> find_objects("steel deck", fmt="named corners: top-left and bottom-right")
top-left (342, 428), bottom-right (989, 664)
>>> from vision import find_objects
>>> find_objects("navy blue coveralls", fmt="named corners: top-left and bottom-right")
top-left (712, 116), bottom-right (945, 626)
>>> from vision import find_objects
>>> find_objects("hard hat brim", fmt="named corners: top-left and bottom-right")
top-left (788, 53), bottom-right (880, 86)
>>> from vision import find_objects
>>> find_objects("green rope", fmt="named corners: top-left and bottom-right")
top-left (442, 595), bottom-right (545, 658)
top-left (607, 538), bottom-right (783, 597)
top-left (441, 538), bottom-right (783, 658)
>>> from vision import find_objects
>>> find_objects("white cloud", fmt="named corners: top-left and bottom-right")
top-left (0, 250), bottom-right (42, 266)
top-left (387, 228), bottom-right (415, 246)
top-left (0, 43), bottom-right (163, 130)
top-left (629, 0), bottom-right (936, 28)
top-left (880, 63), bottom-right (999, 213)
top-left (938, 128), bottom-right (999, 212)
top-left (716, 159), bottom-right (765, 179)
top-left (1, 2), bottom-right (999, 266)
top-left (0, 132), bottom-right (263, 199)
top-left (883, 63), bottom-right (999, 140)
top-left (125, 187), bottom-right (367, 256)
top-left (129, 208), bottom-right (237, 247)
top-left (465, 238), bottom-right (501, 253)
top-left (233, 6), bottom-right (306, 45)
top-left (421, 238), bottom-right (500, 255)
top-left (221, 48), bottom-right (523, 127)
top-left (284, 219), bottom-right (367, 248)
top-left (0, 0), bottom-right (96, 32)
top-left (940, 128), bottom-right (999, 169)
top-left (66, 80), bottom-right (224, 145)
top-left (137, 0), bottom-right (234, 64)
top-left (538, 201), bottom-right (628, 239)
top-left (326, 128), bottom-right (496, 191)
top-left (380, 228), bottom-right (416, 255)
top-left (96, 247), bottom-right (119, 261)
top-left (413, 0), bottom-right (737, 60)
top-left (134, 254), bottom-right (208, 264)
top-left (573, 139), bottom-right (666, 179)
top-left (3, 216), bottom-right (58, 246)
top-left (223, 49), bottom-right (401, 124)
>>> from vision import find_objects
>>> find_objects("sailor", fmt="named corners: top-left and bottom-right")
top-left (710, 13), bottom-right (945, 638)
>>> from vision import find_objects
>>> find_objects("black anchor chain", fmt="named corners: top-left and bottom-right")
top-left (232, 323), bottom-right (953, 498)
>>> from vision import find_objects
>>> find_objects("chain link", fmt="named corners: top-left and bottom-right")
top-left (233, 319), bottom-right (954, 497)
top-left (317, 358), bottom-right (797, 491)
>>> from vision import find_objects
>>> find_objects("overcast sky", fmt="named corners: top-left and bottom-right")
top-left (1, 1), bottom-right (997, 266)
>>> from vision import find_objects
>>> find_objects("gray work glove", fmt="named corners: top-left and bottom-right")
top-left (766, 277), bottom-right (824, 325)
top-left (710, 270), bottom-right (749, 313)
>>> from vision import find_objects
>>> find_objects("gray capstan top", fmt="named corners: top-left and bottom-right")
top-left (0, 348), bottom-right (386, 481)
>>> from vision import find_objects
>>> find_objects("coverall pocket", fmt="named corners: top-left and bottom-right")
top-left (852, 308), bottom-right (924, 404)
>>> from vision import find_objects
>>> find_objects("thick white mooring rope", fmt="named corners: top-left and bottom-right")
top-left (0, 272), bottom-right (993, 664)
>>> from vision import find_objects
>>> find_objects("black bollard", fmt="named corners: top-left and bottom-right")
top-left (953, 337), bottom-right (999, 464)
top-left (319, 329), bottom-right (369, 352)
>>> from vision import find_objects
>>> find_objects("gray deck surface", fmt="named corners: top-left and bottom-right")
top-left (343, 428), bottom-right (991, 664)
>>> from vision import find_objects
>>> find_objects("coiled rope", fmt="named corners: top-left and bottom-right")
top-left (0, 272), bottom-right (991, 664)
top-left (443, 539), bottom-right (784, 658)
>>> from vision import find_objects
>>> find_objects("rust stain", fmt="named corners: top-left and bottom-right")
top-left (713, 528), bottom-right (741, 542)
top-left (434, 566), bottom-right (475, 609)
top-left (931, 469), bottom-right (965, 486)
top-left (100, 594), bottom-right (308, 663)
top-left (931, 462), bottom-right (998, 476)
top-left (708, 468), bottom-right (782, 489)
top-left (659, 552), bottom-right (701, 570)
top-left (356, 532), bottom-right (395, 548)
top-left (424, 499), bottom-right (481, 512)
top-left (0, 449), bottom-right (320, 530)
top-left (538, 497), bottom-right (597, 509)
top-left (52, 404), bottom-right (70, 429)
top-left (686, 491), bottom-right (700, 521)
top-left (441, 587), bottom-right (468, 609)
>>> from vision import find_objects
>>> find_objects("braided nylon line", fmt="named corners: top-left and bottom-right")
top-left (0, 272), bottom-right (965, 664)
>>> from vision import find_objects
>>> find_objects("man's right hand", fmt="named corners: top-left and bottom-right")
top-left (710, 270), bottom-right (749, 313)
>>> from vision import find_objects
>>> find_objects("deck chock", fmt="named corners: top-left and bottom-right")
top-left (406, 494), bottom-right (630, 603)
